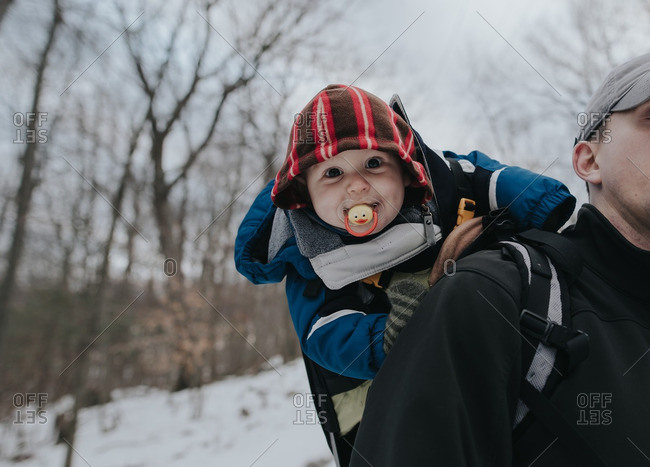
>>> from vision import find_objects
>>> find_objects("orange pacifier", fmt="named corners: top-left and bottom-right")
top-left (344, 204), bottom-right (379, 237)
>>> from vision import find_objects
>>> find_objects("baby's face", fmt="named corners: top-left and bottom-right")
top-left (305, 149), bottom-right (410, 235)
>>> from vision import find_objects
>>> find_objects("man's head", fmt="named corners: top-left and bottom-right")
top-left (271, 85), bottom-right (434, 221)
top-left (573, 53), bottom-right (650, 248)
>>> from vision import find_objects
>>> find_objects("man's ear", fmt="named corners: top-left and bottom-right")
top-left (573, 141), bottom-right (602, 186)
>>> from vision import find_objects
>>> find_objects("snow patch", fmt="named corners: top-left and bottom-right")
top-left (0, 359), bottom-right (335, 467)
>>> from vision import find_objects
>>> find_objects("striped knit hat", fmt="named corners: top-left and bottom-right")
top-left (271, 84), bottom-right (434, 210)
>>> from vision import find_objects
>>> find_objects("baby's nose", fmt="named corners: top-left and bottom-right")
top-left (347, 172), bottom-right (370, 194)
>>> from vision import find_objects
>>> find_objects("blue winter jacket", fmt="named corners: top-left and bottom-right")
top-left (235, 149), bottom-right (575, 380)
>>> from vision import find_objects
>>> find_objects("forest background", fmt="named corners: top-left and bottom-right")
top-left (1, 0), bottom-right (649, 463)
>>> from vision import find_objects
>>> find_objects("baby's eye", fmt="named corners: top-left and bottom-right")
top-left (325, 167), bottom-right (343, 178)
top-left (366, 157), bottom-right (382, 169)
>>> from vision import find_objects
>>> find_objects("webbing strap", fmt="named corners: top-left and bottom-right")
top-left (447, 158), bottom-right (474, 201)
top-left (519, 380), bottom-right (606, 466)
top-left (517, 244), bottom-right (552, 377)
top-left (517, 229), bottom-right (583, 279)
top-left (329, 432), bottom-right (342, 467)
top-left (511, 235), bottom-right (594, 463)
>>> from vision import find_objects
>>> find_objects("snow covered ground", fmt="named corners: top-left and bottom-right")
top-left (0, 359), bottom-right (336, 467)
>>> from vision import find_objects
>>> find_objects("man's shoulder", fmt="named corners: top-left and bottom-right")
top-left (443, 248), bottom-right (523, 304)
top-left (456, 247), bottom-right (521, 274)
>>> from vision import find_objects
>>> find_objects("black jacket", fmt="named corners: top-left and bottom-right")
top-left (350, 205), bottom-right (650, 466)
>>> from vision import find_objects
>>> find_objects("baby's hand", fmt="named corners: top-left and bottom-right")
top-left (383, 280), bottom-right (428, 355)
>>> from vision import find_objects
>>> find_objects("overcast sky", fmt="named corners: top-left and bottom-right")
top-left (4, 0), bottom-right (645, 211)
top-left (282, 0), bottom-right (567, 152)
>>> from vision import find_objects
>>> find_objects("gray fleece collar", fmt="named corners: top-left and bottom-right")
top-left (284, 206), bottom-right (440, 289)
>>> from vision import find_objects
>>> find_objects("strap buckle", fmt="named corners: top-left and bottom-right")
top-left (455, 197), bottom-right (476, 227)
top-left (520, 309), bottom-right (590, 370)
top-left (520, 309), bottom-right (553, 342)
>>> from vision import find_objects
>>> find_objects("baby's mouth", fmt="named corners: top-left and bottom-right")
top-left (342, 203), bottom-right (379, 237)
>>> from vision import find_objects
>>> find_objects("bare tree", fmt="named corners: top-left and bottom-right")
top-left (0, 0), bottom-right (62, 358)
top-left (61, 110), bottom-right (146, 467)
top-left (0, 2), bottom-right (350, 453)
top-left (119, 0), bottom-right (339, 390)
top-left (0, 0), bottom-right (15, 28)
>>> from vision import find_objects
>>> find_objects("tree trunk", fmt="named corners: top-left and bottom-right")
top-left (0, 0), bottom-right (61, 359)
top-left (0, 0), bottom-right (15, 29)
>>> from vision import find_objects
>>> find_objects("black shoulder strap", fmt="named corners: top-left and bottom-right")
top-left (508, 233), bottom-right (590, 390)
top-left (517, 229), bottom-right (582, 280)
top-left (446, 157), bottom-right (474, 201)
top-left (516, 243), bottom-right (552, 381)
top-left (505, 234), bottom-right (600, 464)
top-left (516, 231), bottom-right (589, 373)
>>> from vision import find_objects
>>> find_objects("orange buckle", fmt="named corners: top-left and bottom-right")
top-left (455, 198), bottom-right (476, 227)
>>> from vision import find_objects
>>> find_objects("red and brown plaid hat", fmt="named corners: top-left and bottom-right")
top-left (271, 84), bottom-right (434, 209)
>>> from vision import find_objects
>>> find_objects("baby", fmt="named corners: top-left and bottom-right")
top-left (235, 84), bottom-right (574, 439)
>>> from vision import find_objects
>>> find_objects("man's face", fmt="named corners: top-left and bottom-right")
top-left (587, 100), bottom-right (650, 242)
top-left (305, 149), bottom-right (411, 235)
